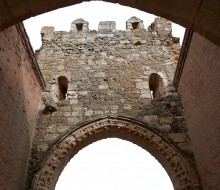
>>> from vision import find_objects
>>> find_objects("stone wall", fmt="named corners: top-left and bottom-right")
top-left (0, 23), bottom-right (44, 190)
top-left (28, 17), bottom-right (198, 188)
top-left (38, 17), bottom-right (179, 105)
top-left (178, 32), bottom-right (220, 190)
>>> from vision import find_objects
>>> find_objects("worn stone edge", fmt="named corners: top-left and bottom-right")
top-left (173, 29), bottom-right (193, 88)
top-left (16, 22), bottom-right (46, 90)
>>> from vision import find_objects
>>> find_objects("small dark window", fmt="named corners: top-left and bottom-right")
top-left (151, 23), bottom-right (154, 30)
top-left (132, 22), bottom-right (139, 29)
top-left (76, 23), bottom-right (83, 31)
top-left (58, 76), bottom-right (68, 100)
top-left (149, 73), bottom-right (165, 99)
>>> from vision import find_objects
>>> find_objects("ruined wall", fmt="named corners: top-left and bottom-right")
top-left (37, 17), bottom-right (179, 107)
top-left (178, 32), bottom-right (220, 190)
top-left (28, 17), bottom-right (198, 188)
top-left (0, 23), bottom-right (44, 190)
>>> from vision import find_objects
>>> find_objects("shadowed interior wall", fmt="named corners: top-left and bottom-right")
top-left (0, 24), bottom-right (43, 189)
top-left (178, 32), bottom-right (220, 190)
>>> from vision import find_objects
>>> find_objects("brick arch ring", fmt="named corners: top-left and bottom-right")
top-left (31, 117), bottom-right (200, 190)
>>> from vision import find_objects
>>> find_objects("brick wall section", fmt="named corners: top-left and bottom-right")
top-left (0, 24), bottom-right (43, 190)
top-left (178, 32), bottom-right (220, 190)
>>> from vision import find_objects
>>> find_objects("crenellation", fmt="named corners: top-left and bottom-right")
top-left (98, 21), bottom-right (116, 32)
top-left (126, 16), bottom-right (144, 30)
top-left (40, 26), bottom-right (55, 42)
top-left (70, 18), bottom-right (89, 33)
top-left (148, 17), bottom-right (172, 38)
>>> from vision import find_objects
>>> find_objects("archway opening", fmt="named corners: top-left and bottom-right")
top-left (149, 73), bottom-right (165, 98)
top-left (32, 118), bottom-right (200, 189)
top-left (55, 138), bottom-right (174, 190)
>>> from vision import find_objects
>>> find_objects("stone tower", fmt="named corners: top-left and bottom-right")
top-left (27, 17), bottom-right (200, 189)
top-left (37, 16), bottom-right (180, 107)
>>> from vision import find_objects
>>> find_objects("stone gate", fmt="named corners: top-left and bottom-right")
top-left (27, 17), bottom-right (201, 189)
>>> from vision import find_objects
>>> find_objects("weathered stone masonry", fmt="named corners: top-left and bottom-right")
top-left (28, 17), bottom-right (200, 189)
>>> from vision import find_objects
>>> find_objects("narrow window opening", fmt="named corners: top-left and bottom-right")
top-left (149, 73), bottom-right (165, 99)
top-left (132, 22), bottom-right (139, 29)
top-left (151, 23), bottom-right (154, 30)
top-left (76, 23), bottom-right (83, 31)
top-left (150, 90), bottom-right (154, 99)
top-left (58, 76), bottom-right (68, 100)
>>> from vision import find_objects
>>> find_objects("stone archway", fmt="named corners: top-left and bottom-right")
top-left (31, 117), bottom-right (200, 190)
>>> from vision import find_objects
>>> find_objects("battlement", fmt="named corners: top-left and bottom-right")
top-left (70, 18), bottom-right (89, 33)
top-left (126, 16), bottom-right (144, 30)
top-left (40, 16), bottom-right (175, 39)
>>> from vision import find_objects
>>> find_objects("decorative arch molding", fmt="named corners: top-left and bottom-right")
top-left (31, 117), bottom-right (200, 190)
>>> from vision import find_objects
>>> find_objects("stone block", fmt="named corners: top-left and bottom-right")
top-left (158, 124), bottom-right (171, 132)
top-left (70, 98), bottom-right (78, 104)
top-left (110, 105), bottom-right (118, 110)
top-left (141, 98), bottom-right (151, 105)
top-left (136, 81), bottom-right (149, 90)
top-left (85, 110), bottom-right (93, 117)
top-left (169, 133), bottom-right (186, 143)
top-left (140, 89), bottom-right (151, 98)
top-left (67, 118), bottom-right (74, 124)
top-left (44, 133), bottom-right (59, 142)
top-left (78, 91), bottom-right (88, 96)
top-left (60, 106), bottom-right (72, 111)
top-left (98, 84), bottom-right (109, 89)
top-left (143, 115), bottom-right (159, 125)
top-left (57, 125), bottom-right (70, 133)
top-left (160, 117), bottom-right (173, 124)
top-left (46, 125), bottom-right (57, 133)
top-left (94, 72), bottom-right (105, 78)
top-left (94, 110), bottom-right (104, 115)
top-left (72, 111), bottom-right (80, 117)
top-left (178, 143), bottom-right (191, 151)
top-left (37, 144), bottom-right (49, 152)
top-left (124, 104), bottom-right (132, 110)
top-left (98, 21), bottom-right (116, 32)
